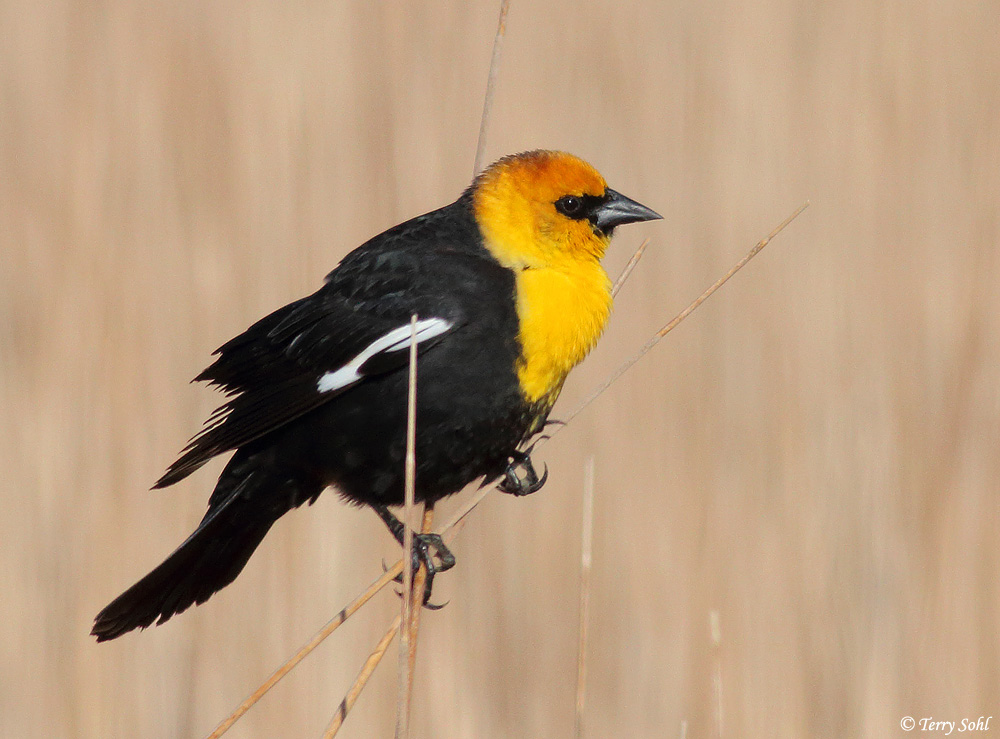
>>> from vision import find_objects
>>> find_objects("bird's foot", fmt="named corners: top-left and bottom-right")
top-left (497, 449), bottom-right (548, 496)
top-left (401, 533), bottom-right (455, 609)
top-left (375, 505), bottom-right (454, 608)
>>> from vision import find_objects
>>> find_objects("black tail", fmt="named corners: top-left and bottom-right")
top-left (92, 452), bottom-right (319, 641)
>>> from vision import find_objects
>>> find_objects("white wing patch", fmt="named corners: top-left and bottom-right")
top-left (316, 317), bottom-right (453, 393)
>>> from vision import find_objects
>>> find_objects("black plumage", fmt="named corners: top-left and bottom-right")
top-left (93, 192), bottom-right (534, 641)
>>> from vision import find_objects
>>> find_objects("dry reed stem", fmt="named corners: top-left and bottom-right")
top-left (557, 201), bottom-right (810, 433)
top-left (325, 508), bottom-right (436, 739)
top-left (321, 614), bottom-right (402, 739)
top-left (396, 315), bottom-right (420, 739)
top-left (611, 239), bottom-right (650, 298)
top-left (325, 508), bottom-right (435, 739)
top-left (406, 507), bottom-right (435, 688)
top-left (204, 563), bottom-right (404, 739)
top-left (710, 610), bottom-right (723, 739)
top-left (209, 497), bottom-right (466, 738)
top-left (473, 0), bottom-right (511, 175)
top-left (574, 458), bottom-right (595, 738)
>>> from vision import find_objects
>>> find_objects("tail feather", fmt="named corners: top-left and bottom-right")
top-left (91, 480), bottom-right (273, 641)
top-left (92, 452), bottom-right (318, 642)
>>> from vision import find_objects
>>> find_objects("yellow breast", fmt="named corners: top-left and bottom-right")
top-left (514, 260), bottom-right (612, 406)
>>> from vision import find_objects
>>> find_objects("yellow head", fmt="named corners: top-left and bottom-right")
top-left (472, 150), bottom-right (660, 268)
top-left (470, 150), bottom-right (661, 409)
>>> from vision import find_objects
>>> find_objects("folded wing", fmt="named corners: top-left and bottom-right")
top-left (154, 250), bottom-right (460, 489)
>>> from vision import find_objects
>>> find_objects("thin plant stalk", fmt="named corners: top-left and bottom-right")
top-left (407, 507), bottom-right (435, 684)
top-left (611, 239), bottom-right (650, 298)
top-left (396, 315), bottom-right (420, 739)
top-left (557, 202), bottom-right (809, 433)
top-left (204, 564), bottom-right (404, 739)
top-left (711, 610), bottom-right (723, 739)
top-left (329, 509), bottom-right (435, 739)
top-left (473, 0), bottom-right (511, 175)
top-left (575, 458), bottom-right (595, 738)
top-left (322, 615), bottom-right (402, 739)
top-left (343, 507), bottom-right (434, 739)
top-left (206, 503), bottom-right (453, 739)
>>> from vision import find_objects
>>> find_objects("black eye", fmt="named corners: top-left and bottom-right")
top-left (555, 195), bottom-right (585, 218)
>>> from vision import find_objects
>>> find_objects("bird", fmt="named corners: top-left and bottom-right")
top-left (91, 150), bottom-right (660, 641)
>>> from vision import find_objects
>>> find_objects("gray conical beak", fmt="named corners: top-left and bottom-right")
top-left (592, 188), bottom-right (662, 234)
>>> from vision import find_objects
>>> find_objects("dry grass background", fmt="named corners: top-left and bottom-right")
top-left (2, 1), bottom-right (998, 737)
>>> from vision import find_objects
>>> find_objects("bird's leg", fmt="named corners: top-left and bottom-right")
top-left (497, 448), bottom-right (548, 497)
top-left (373, 503), bottom-right (455, 608)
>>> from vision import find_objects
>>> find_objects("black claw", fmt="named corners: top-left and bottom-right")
top-left (373, 505), bottom-right (454, 608)
top-left (418, 533), bottom-right (456, 572)
top-left (400, 534), bottom-right (455, 607)
top-left (498, 450), bottom-right (548, 496)
top-left (536, 462), bottom-right (549, 490)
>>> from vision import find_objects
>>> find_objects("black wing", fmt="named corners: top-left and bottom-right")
top-left (153, 208), bottom-right (481, 489)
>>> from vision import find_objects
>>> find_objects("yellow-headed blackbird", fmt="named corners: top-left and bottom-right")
top-left (92, 150), bottom-right (660, 641)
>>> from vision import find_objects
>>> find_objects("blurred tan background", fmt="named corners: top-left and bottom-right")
top-left (2, 1), bottom-right (998, 737)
